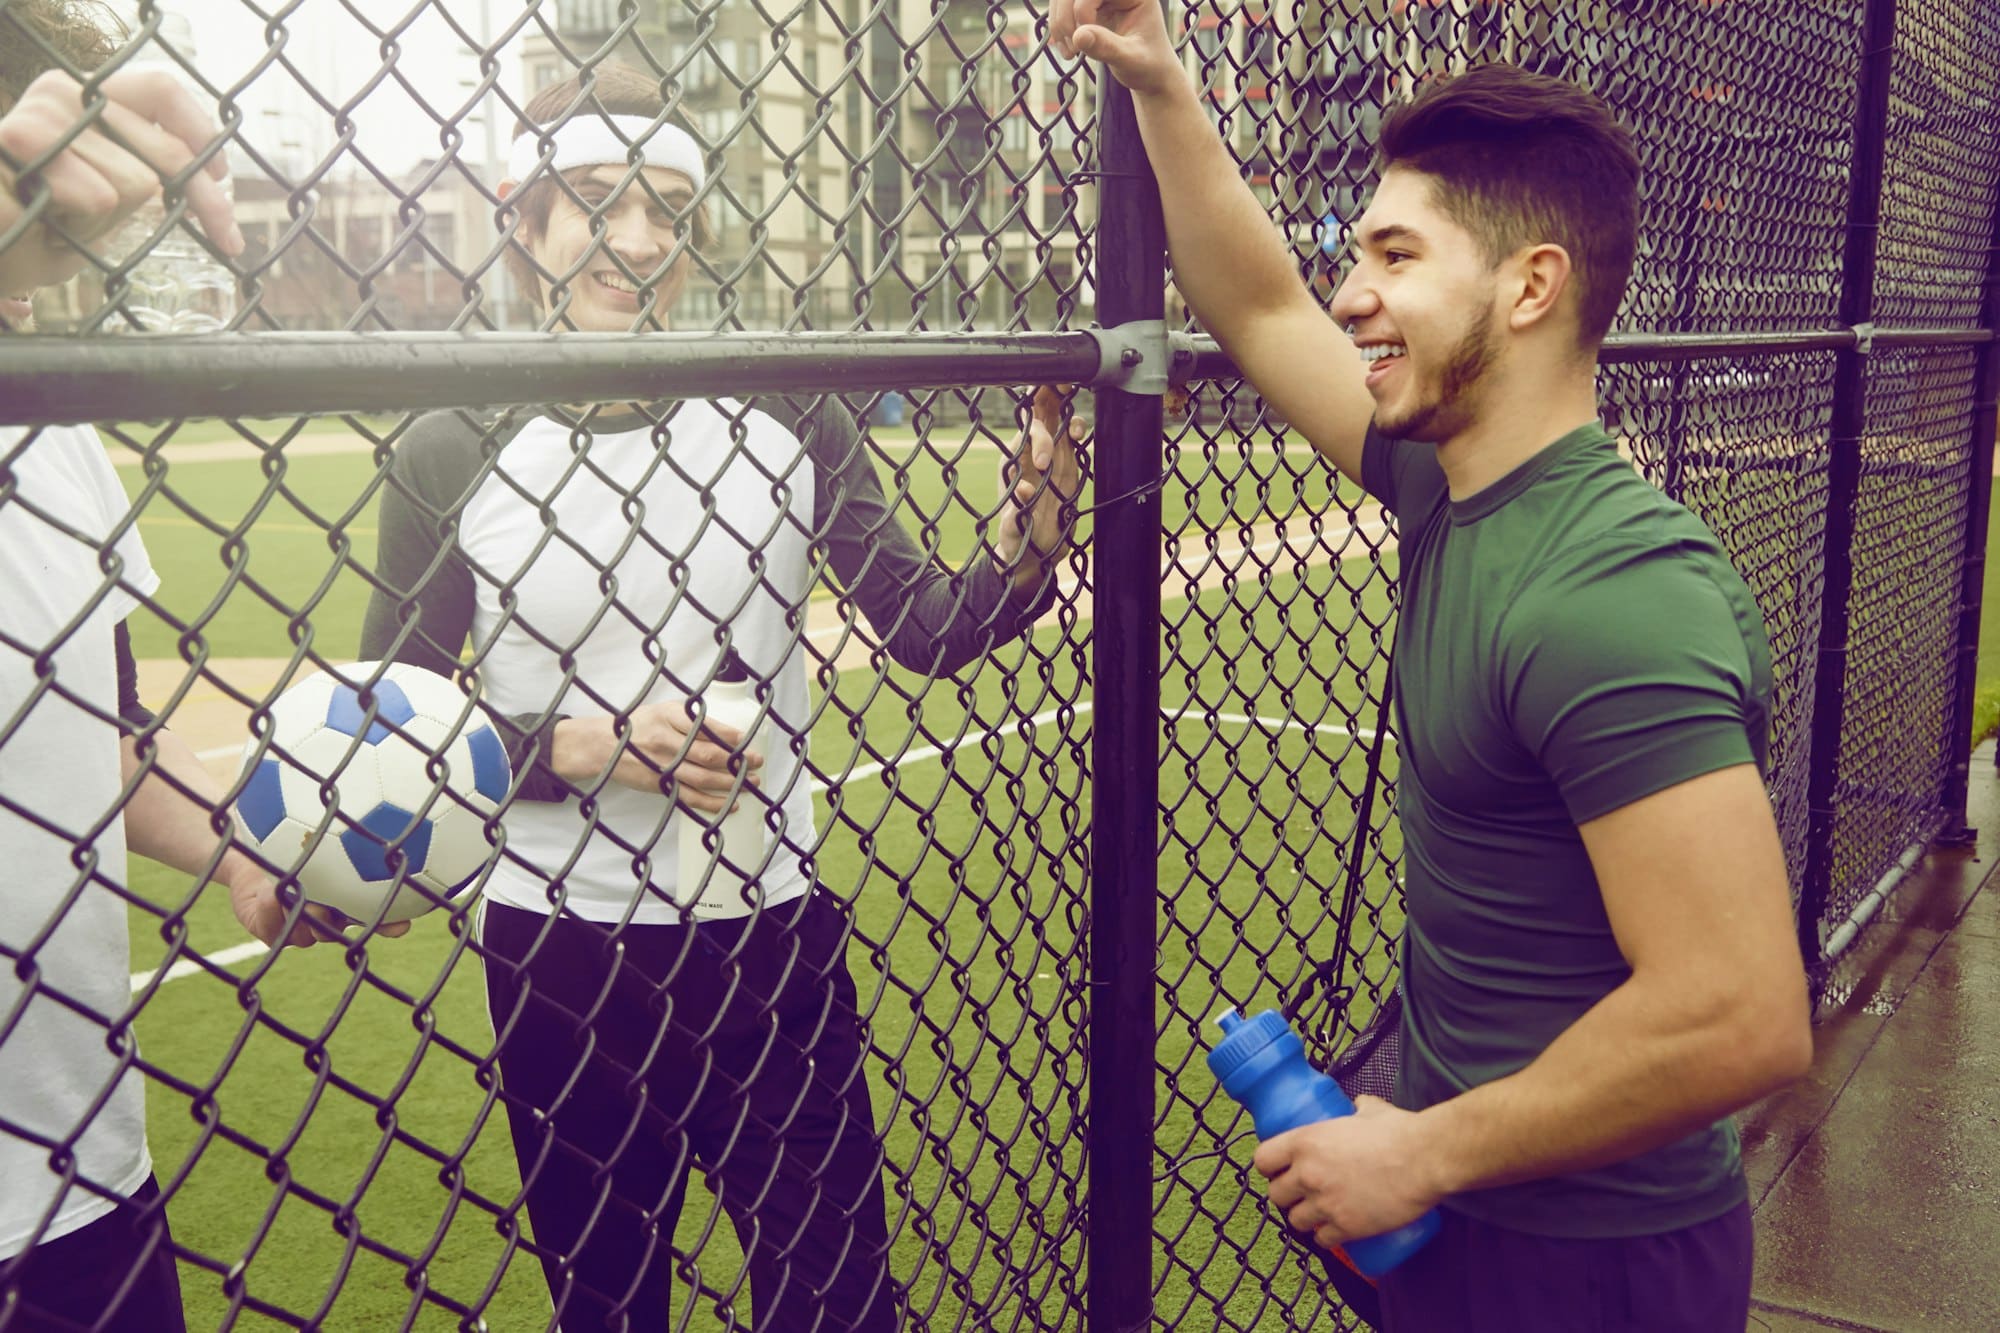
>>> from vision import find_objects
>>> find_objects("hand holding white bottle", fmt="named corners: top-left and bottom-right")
top-left (675, 651), bottom-right (769, 920)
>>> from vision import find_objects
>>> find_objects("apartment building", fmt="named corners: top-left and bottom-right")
top-left (520, 0), bottom-right (1094, 331)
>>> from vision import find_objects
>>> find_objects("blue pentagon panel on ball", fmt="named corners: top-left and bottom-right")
top-left (325, 679), bottom-right (416, 746)
top-left (466, 725), bottom-right (509, 804)
top-left (340, 802), bottom-right (433, 882)
top-left (238, 758), bottom-right (288, 842)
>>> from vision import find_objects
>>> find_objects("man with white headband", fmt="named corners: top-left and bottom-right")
top-left (493, 103), bottom-right (710, 332)
top-left (359, 60), bottom-right (1082, 1333)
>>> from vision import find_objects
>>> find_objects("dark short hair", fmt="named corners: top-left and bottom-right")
top-left (0, 0), bottom-right (121, 110)
top-left (1377, 63), bottom-right (1639, 347)
top-left (501, 61), bottom-right (712, 304)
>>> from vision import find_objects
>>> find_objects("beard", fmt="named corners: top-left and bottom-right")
top-left (1376, 314), bottom-right (1499, 443)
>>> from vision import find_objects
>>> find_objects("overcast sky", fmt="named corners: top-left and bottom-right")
top-left (126, 0), bottom-right (535, 180)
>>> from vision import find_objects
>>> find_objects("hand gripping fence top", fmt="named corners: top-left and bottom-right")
top-left (1, 1), bottom-right (1998, 1331)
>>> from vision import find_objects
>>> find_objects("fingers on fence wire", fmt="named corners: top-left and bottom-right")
top-left (0, 65), bottom-right (241, 285)
top-left (998, 384), bottom-right (1087, 575)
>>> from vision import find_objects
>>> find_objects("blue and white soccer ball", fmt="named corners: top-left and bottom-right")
top-left (233, 661), bottom-right (509, 924)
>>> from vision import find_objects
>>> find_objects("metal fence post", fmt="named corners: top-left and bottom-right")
top-left (1798, 0), bottom-right (1897, 999)
top-left (1939, 180), bottom-right (2000, 823)
top-left (1086, 66), bottom-right (1166, 1333)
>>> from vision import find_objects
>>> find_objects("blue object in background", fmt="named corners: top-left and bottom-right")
top-left (1318, 212), bottom-right (1344, 258)
top-left (1207, 1007), bottom-right (1441, 1278)
top-left (872, 391), bottom-right (906, 428)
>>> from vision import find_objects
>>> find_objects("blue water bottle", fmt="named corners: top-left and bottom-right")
top-left (1207, 1007), bottom-right (1441, 1278)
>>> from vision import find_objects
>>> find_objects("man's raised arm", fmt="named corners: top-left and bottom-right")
top-left (1051, 0), bottom-right (1375, 483)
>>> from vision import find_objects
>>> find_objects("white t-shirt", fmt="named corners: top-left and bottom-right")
top-left (0, 423), bottom-right (160, 1258)
top-left (367, 397), bottom-right (1046, 927)
top-left (461, 401), bottom-right (817, 923)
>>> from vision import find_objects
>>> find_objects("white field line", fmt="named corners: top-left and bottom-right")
top-left (130, 940), bottom-right (273, 992)
top-left (815, 702), bottom-right (1093, 792)
top-left (136, 706), bottom-right (1364, 993)
top-left (1199, 711), bottom-right (1380, 743)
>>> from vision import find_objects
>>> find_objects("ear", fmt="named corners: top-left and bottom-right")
top-left (1503, 242), bottom-right (1574, 335)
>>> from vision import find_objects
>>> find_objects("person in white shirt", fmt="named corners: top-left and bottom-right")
top-left (0, 8), bottom-right (389, 1328)
top-left (358, 60), bottom-right (1082, 1333)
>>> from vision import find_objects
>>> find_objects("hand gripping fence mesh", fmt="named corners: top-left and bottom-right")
top-left (0, 1), bottom-right (1996, 1330)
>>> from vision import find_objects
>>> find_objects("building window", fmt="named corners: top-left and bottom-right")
top-left (422, 215), bottom-right (457, 266)
top-left (561, 0), bottom-right (616, 39)
top-left (347, 215), bottom-right (384, 261)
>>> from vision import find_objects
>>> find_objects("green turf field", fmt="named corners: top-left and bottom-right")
top-left (109, 414), bottom-right (1396, 1330)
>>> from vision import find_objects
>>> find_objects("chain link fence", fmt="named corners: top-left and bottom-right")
top-left (2, 0), bottom-right (1998, 1330)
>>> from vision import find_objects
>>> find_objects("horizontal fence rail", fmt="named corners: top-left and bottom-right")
top-left (2, 326), bottom-right (1992, 426)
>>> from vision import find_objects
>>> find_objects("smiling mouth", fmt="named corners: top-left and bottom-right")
top-left (593, 273), bottom-right (650, 298)
top-left (1359, 343), bottom-right (1407, 365)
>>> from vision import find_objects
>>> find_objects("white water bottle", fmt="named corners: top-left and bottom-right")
top-left (676, 651), bottom-right (768, 919)
top-left (103, 11), bottom-right (236, 333)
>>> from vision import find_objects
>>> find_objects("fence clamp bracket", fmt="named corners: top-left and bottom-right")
top-left (1089, 320), bottom-right (1183, 396)
top-left (1851, 322), bottom-right (1878, 356)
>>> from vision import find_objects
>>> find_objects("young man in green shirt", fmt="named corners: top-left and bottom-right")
top-left (1054, 5), bottom-right (1813, 1328)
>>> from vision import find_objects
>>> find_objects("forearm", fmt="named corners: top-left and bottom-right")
top-left (549, 715), bottom-right (608, 785)
top-left (1130, 79), bottom-right (1314, 346)
top-left (1419, 974), bottom-right (1806, 1197)
top-left (873, 558), bottom-right (1046, 674)
top-left (810, 415), bottom-right (1046, 672)
top-left (120, 728), bottom-right (259, 888)
top-left (995, 544), bottom-right (1056, 595)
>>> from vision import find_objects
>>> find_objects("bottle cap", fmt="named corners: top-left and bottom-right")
top-left (1205, 1008), bottom-right (1292, 1083)
top-left (717, 649), bottom-right (751, 684)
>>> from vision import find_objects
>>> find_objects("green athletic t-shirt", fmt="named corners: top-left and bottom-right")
top-left (1362, 421), bottom-right (1773, 1238)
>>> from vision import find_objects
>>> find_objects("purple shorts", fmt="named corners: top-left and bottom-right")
top-left (1376, 1199), bottom-right (1753, 1332)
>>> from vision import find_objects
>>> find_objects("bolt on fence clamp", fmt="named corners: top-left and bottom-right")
top-left (1088, 320), bottom-right (1181, 395)
top-left (1851, 322), bottom-right (1879, 356)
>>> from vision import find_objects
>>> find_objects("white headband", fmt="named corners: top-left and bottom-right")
top-left (503, 114), bottom-right (706, 194)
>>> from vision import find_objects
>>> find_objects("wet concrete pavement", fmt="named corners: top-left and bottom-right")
top-left (1741, 742), bottom-right (2000, 1331)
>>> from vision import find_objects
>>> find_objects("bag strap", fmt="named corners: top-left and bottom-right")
top-left (1283, 647), bottom-right (1395, 1037)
